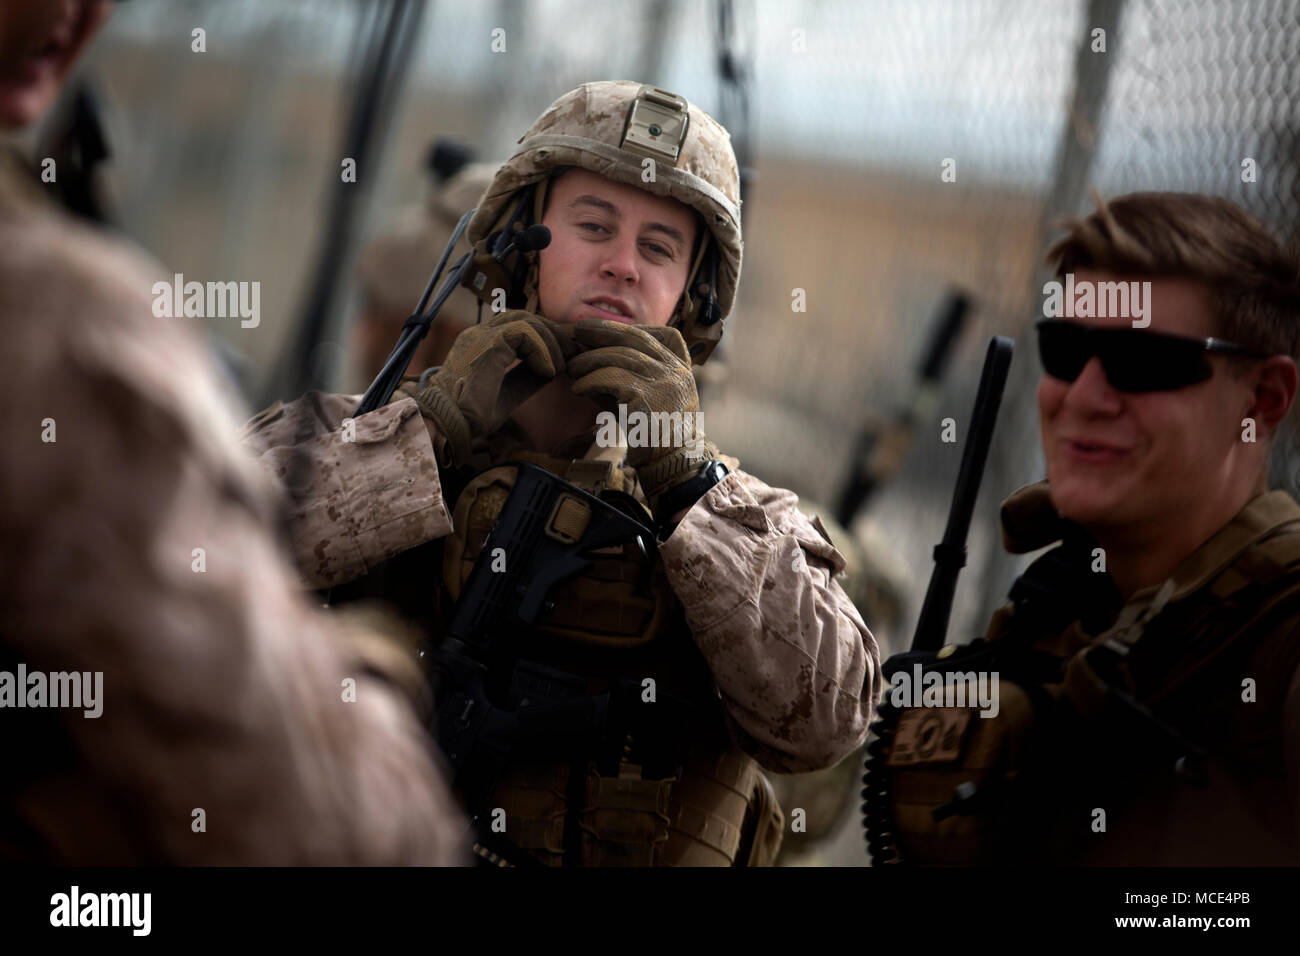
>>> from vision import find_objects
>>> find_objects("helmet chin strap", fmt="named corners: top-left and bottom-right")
top-left (532, 176), bottom-right (551, 226)
top-left (674, 231), bottom-right (712, 331)
top-left (523, 177), bottom-right (553, 313)
top-left (524, 262), bottom-right (542, 313)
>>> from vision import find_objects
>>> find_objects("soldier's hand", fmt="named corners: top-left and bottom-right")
top-left (416, 311), bottom-right (574, 466)
top-left (566, 320), bottom-right (711, 501)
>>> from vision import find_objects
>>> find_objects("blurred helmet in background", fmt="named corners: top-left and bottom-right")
top-left (353, 140), bottom-right (495, 378)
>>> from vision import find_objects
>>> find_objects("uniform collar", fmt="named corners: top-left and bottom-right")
top-left (1143, 488), bottom-right (1300, 605)
top-left (999, 479), bottom-right (1300, 606)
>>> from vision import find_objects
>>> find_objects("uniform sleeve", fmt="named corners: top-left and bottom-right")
top-left (658, 469), bottom-right (882, 773)
top-left (241, 390), bottom-right (453, 589)
top-left (0, 214), bottom-right (467, 865)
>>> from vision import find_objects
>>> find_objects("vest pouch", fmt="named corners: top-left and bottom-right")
top-left (869, 642), bottom-right (1057, 865)
top-left (739, 770), bottom-right (785, 866)
top-left (579, 763), bottom-right (676, 866)
top-left (443, 463), bottom-right (672, 649)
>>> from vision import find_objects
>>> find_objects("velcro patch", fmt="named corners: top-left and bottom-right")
top-left (886, 708), bottom-right (972, 767)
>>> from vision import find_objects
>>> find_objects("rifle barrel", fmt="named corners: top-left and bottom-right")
top-left (911, 335), bottom-right (1013, 652)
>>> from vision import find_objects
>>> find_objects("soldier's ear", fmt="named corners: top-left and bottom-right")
top-left (1249, 355), bottom-right (1297, 432)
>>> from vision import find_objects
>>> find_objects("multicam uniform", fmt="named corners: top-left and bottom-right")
top-left (244, 82), bottom-right (881, 866)
top-left (871, 480), bottom-right (1300, 866)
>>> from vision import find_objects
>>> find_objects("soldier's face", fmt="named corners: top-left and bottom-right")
top-left (0, 0), bottom-right (112, 129)
top-left (536, 168), bottom-right (698, 328)
top-left (1037, 271), bottom-right (1265, 537)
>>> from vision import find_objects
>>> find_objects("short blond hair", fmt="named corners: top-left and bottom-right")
top-left (1046, 192), bottom-right (1300, 357)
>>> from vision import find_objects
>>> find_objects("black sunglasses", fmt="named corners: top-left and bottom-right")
top-left (1035, 320), bottom-right (1270, 393)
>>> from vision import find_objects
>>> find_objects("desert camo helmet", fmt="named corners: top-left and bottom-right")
top-left (466, 80), bottom-right (743, 364)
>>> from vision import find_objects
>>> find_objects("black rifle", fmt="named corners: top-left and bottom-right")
top-left (911, 335), bottom-right (1013, 652)
top-left (834, 291), bottom-right (971, 527)
top-left (428, 462), bottom-right (657, 825)
top-left (862, 335), bottom-right (1012, 863)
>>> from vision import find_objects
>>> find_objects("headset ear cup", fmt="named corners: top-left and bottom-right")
top-left (671, 238), bottom-right (725, 364)
top-left (462, 184), bottom-right (543, 313)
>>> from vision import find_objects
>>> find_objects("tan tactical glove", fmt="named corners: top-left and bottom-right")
top-left (416, 311), bottom-right (573, 466)
top-left (566, 320), bottom-right (714, 504)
